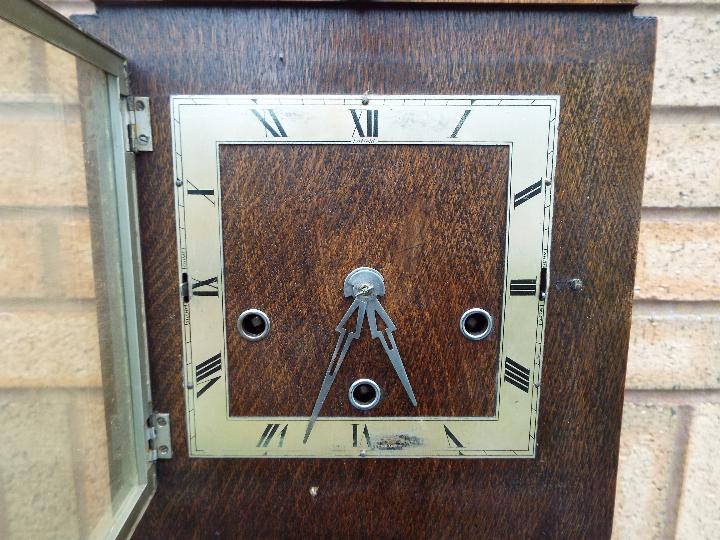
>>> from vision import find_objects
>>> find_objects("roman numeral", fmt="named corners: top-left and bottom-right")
top-left (504, 357), bottom-right (530, 393)
top-left (514, 180), bottom-right (542, 207)
top-left (251, 108), bottom-right (287, 137)
top-left (187, 188), bottom-right (214, 196)
top-left (185, 180), bottom-right (215, 205)
top-left (195, 353), bottom-right (222, 397)
top-left (192, 276), bottom-right (218, 297)
top-left (443, 425), bottom-right (464, 448)
top-left (450, 109), bottom-right (471, 138)
top-left (443, 425), bottom-right (464, 453)
top-left (352, 423), bottom-right (372, 447)
top-left (350, 109), bottom-right (379, 138)
top-left (256, 423), bottom-right (288, 447)
top-left (510, 278), bottom-right (537, 296)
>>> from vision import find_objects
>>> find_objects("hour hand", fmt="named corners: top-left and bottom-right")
top-left (303, 298), bottom-right (367, 444)
top-left (366, 297), bottom-right (417, 407)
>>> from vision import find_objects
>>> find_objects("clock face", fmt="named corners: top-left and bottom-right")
top-left (171, 95), bottom-right (559, 458)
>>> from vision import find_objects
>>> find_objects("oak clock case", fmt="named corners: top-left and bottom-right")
top-left (75, 4), bottom-right (655, 537)
top-left (173, 96), bottom-right (558, 458)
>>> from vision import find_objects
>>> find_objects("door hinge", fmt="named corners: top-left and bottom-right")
top-left (123, 96), bottom-right (153, 153)
top-left (147, 412), bottom-right (173, 461)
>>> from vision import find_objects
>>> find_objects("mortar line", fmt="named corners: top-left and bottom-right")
top-left (625, 389), bottom-right (720, 404)
top-left (663, 405), bottom-right (692, 539)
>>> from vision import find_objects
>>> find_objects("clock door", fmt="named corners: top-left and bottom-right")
top-left (77, 4), bottom-right (656, 539)
top-left (0, 1), bottom-right (156, 538)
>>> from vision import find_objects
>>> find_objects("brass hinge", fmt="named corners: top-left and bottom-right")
top-left (147, 412), bottom-right (173, 461)
top-left (122, 96), bottom-right (153, 153)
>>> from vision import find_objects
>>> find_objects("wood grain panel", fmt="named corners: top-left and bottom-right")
top-left (76, 5), bottom-right (656, 538)
top-left (221, 144), bottom-right (507, 418)
top-left (97, 0), bottom-right (639, 7)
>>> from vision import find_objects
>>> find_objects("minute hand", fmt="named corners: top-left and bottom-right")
top-left (367, 297), bottom-right (417, 406)
top-left (303, 298), bottom-right (367, 444)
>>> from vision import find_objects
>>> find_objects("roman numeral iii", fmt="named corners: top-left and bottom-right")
top-left (195, 353), bottom-right (222, 397)
top-left (510, 278), bottom-right (537, 296)
top-left (514, 180), bottom-right (542, 207)
top-left (504, 358), bottom-right (530, 393)
top-left (251, 108), bottom-right (288, 137)
top-left (350, 109), bottom-right (379, 137)
top-left (256, 424), bottom-right (288, 448)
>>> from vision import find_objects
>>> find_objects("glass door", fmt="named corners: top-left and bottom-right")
top-left (0, 1), bottom-right (153, 538)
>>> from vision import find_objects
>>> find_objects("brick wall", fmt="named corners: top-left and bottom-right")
top-left (0, 16), bottom-right (113, 539)
top-left (615, 2), bottom-right (720, 537)
top-left (37, 1), bottom-right (720, 538)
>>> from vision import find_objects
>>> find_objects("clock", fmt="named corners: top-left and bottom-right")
top-left (172, 95), bottom-right (558, 458)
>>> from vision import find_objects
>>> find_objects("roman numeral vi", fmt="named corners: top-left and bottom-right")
top-left (352, 423), bottom-right (372, 447)
top-left (195, 353), bottom-right (222, 397)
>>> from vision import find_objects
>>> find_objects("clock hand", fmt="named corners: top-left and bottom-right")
top-left (303, 297), bottom-right (367, 444)
top-left (366, 297), bottom-right (417, 407)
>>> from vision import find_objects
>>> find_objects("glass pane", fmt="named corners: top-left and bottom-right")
top-left (0, 17), bottom-right (139, 539)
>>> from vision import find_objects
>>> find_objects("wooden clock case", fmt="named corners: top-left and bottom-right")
top-left (78, 2), bottom-right (655, 537)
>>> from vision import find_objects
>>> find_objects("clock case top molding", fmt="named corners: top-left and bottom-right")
top-left (76, 4), bottom-right (656, 538)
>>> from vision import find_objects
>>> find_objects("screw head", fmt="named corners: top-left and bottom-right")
top-left (134, 100), bottom-right (145, 111)
top-left (138, 134), bottom-right (150, 145)
top-left (309, 486), bottom-right (319, 497)
top-left (156, 416), bottom-right (167, 427)
top-left (159, 445), bottom-right (169, 455)
top-left (175, 178), bottom-right (183, 187)
top-left (569, 278), bottom-right (584, 291)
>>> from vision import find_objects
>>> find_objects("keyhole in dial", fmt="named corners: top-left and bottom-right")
top-left (348, 379), bottom-right (381, 411)
top-left (460, 308), bottom-right (493, 341)
top-left (237, 309), bottom-right (271, 341)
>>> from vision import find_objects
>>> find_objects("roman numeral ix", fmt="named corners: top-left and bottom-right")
top-left (251, 108), bottom-right (288, 138)
top-left (514, 180), bottom-right (542, 207)
top-left (195, 353), bottom-right (222, 397)
top-left (350, 109), bottom-right (379, 138)
top-left (256, 423), bottom-right (288, 448)
top-left (192, 276), bottom-right (218, 297)
top-left (510, 278), bottom-right (537, 296)
top-left (504, 357), bottom-right (530, 393)
top-left (352, 423), bottom-right (372, 447)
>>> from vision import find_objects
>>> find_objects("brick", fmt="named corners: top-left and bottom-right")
top-left (651, 16), bottom-right (720, 107)
top-left (634, 217), bottom-right (720, 301)
top-left (0, 20), bottom-right (40, 97)
top-left (613, 403), bottom-right (680, 539)
top-left (0, 216), bottom-right (46, 298)
top-left (44, 41), bottom-right (80, 104)
top-left (627, 308), bottom-right (720, 389)
top-left (0, 308), bottom-right (102, 387)
top-left (644, 118), bottom-right (720, 208)
top-left (0, 389), bottom-right (111, 538)
top-left (676, 403), bottom-right (720, 538)
top-left (57, 216), bottom-right (96, 299)
top-left (0, 114), bottom-right (88, 207)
